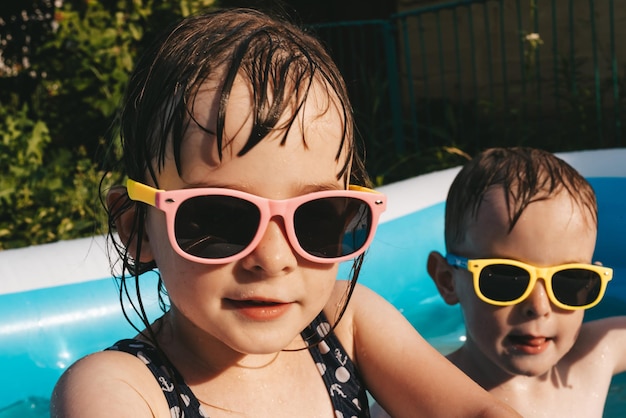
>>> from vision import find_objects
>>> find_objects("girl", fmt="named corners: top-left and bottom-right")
top-left (51, 8), bottom-right (520, 418)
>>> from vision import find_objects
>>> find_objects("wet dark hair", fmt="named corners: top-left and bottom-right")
top-left (445, 147), bottom-right (598, 252)
top-left (119, 8), bottom-right (364, 186)
top-left (102, 8), bottom-right (369, 364)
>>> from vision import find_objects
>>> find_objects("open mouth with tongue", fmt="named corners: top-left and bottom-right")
top-left (507, 335), bottom-right (552, 354)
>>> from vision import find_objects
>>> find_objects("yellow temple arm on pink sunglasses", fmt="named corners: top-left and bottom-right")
top-left (348, 184), bottom-right (383, 194)
top-left (126, 179), bottom-right (162, 207)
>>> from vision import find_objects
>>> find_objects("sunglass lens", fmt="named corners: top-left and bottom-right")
top-left (294, 197), bottom-right (371, 258)
top-left (552, 269), bottom-right (601, 307)
top-left (479, 264), bottom-right (530, 302)
top-left (174, 195), bottom-right (260, 259)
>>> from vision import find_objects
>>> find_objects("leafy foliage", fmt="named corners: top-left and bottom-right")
top-left (0, 104), bottom-right (108, 249)
top-left (0, 0), bottom-right (215, 249)
top-left (0, 0), bottom-right (620, 249)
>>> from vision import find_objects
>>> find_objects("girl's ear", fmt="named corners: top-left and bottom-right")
top-left (427, 251), bottom-right (460, 305)
top-left (106, 186), bottom-right (153, 262)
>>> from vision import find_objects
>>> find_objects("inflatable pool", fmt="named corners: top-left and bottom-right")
top-left (1, 148), bottom-right (625, 416)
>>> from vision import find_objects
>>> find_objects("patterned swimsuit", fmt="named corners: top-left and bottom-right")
top-left (106, 312), bottom-right (371, 418)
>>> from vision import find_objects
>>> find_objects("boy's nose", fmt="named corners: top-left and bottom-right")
top-left (520, 280), bottom-right (552, 318)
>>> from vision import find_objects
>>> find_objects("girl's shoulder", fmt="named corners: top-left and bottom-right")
top-left (324, 281), bottom-right (381, 330)
top-left (325, 281), bottom-right (410, 360)
top-left (51, 347), bottom-right (170, 417)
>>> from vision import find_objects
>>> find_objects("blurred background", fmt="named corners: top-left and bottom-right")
top-left (1, 0), bottom-right (624, 250)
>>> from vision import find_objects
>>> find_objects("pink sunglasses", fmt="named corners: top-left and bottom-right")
top-left (127, 179), bottom-right (387, 264)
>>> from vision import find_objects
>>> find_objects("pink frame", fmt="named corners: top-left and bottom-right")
top-left (127, 179), bottom-right (387, 264)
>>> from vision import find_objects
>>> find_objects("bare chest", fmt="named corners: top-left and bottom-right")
top-left (494, 373), bottom-right (611, 418)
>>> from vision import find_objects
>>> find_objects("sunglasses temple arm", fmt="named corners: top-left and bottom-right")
top-left (127, 179), bottom-right (159, 207)
top-left (445, 254), bottom-right (468, 269)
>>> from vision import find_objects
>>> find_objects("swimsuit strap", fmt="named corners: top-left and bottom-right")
top-left (302, 311), bottom-right (371, 418)
top-left (106, 339), bottom-right (208, 418)
top-left (106, 311), bottom-right (370, 418)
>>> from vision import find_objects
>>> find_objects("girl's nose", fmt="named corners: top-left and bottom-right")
top-left (519, 280), bottom-right (552, 318)
top-left (240, 217), bottom-right (298, 276)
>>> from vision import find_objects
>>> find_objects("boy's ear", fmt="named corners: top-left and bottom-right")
top-left (427, 251), bottom-right (460, 305)
top-left (106, 186), bottom-right (153, 262)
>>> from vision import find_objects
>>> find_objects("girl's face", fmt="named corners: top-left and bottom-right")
top-left (143, 76), bottom-right (349, 356)
top-left (452, 187), bottom-right (595, 378)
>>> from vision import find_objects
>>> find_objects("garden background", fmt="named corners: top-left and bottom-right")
top-left (1, 0), bottom-right (623, 250)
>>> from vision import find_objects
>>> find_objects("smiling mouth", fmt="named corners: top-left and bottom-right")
top-left (225, 298), bottom-right (292, 321)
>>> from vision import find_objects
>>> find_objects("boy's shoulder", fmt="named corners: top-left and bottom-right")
top-left (573, 316), bottom-right (626, 372)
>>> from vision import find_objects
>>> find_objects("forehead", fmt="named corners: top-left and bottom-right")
top-left (158, 74), bottom-right (350, 190)
top-left (205, 75), bottom-right (343, 149)
top-left (460, 186), bottom-right (597, 263)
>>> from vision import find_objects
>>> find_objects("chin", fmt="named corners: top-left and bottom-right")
top-left (232, 330), bottom-right (306, 355)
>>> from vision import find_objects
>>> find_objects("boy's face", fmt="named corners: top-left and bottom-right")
top-left (451, 186), bottom-right (597, 377)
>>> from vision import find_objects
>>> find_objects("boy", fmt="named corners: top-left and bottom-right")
top-left (427, 147), bottom-right (626, 416)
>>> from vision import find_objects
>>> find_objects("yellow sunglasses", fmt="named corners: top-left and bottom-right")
top-left (446, 254), bottom-right (613, 310)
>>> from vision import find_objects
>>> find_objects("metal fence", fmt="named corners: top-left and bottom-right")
top-left (311, 0), bottom-right (624, 167)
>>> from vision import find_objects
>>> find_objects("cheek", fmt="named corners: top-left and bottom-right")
top-left (145, 209), bottom-right (168, 247)
top-left (464, 305), bottom-right (505, 331)
top-left (306, 264), bottom-right (340, 303)
top-left (465, 312), bottom-right (514, 359)
top-left (558, 312), bottom-right (584, 343)
top-left (144, 210), bottom-right (189, 276)
top-left (455, 274), bottom-right (484, 312)
top-left (313, 264), bottom-right (339, 287)
top-left (460, 294), bottom-right (512, 341)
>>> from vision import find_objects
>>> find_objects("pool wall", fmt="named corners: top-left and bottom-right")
top-left (1, 148), bottom-right (625, 412)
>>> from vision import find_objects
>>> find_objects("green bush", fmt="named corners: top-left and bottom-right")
top-left (0, 104), bottom-right (108, 249)
top-left (0, 0), bottom-right (620, 249)
top-left (0, 0), bottom-right (216, 250)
